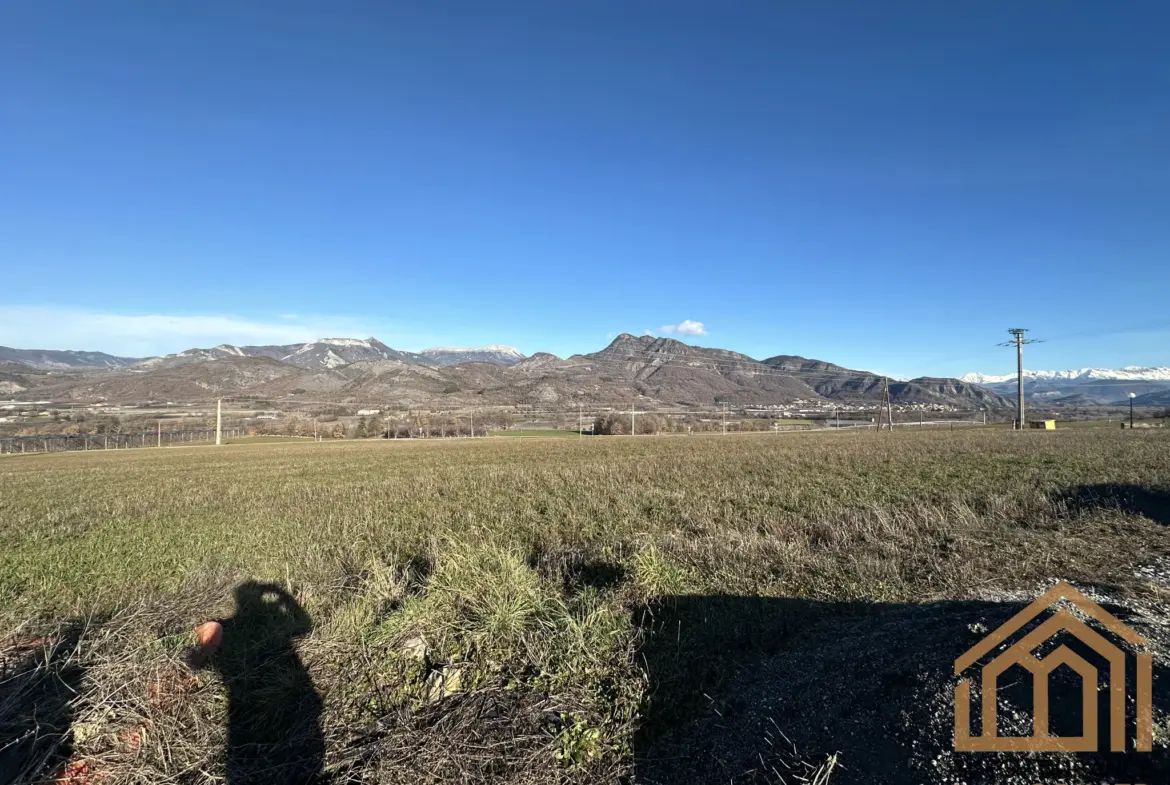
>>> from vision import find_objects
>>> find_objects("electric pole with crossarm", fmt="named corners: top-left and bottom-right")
top-left (999, 329), bottom-right (1043, 429)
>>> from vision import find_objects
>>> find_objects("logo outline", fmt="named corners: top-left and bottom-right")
top-left (953, 581), bottom-right (1152, 753)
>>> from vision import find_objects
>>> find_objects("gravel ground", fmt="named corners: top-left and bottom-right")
top-left (636, 581), bottom-right (1170, 785)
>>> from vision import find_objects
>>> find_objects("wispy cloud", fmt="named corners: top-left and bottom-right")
top-left (651, 319), bottom-right (707, 337)
top-left (0, 306), bottom-right (431, 357)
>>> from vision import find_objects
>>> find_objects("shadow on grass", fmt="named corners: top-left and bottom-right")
top-left (0, 620), bottom-right (87, 785)
top-left (1056, 483), bottom-right (1170, 526)
top-left (633, 594), bottom-right (1170, 785)
top-left (527, 550), bottom-right (629, 596)
top-left (201, 582), bottom-right (323, 785)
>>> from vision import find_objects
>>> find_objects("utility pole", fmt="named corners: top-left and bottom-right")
top-left (834, 408), bottom-right (839, 429)
top-left (875, 377), bottom-right (894, 431)
top-left (631, 402), bottom-right (636, 436)
top-left (1012, 329), bottom-right (1025, 429)
top-left (1129, 392), bottom-right (1136, 429)
top-left (157, 421), bottom-right (162, 448)
top-left (578, 403), bottom-right (582, 437)
top-left (216, 398), bottom-right (222, 445)
top-left (999, 329), bottom-right (1043, 430)
top-left (722, 402), bottom-right (727, 435)
top-left (886, 379), bottom-right (894, 431)
top-left (470, 410), bottom-right (474, 438)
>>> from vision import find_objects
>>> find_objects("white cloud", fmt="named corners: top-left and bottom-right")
top-left (651, 320), bottom-right (707, 337)
top-left (0, 306), bottom-right (428, 357)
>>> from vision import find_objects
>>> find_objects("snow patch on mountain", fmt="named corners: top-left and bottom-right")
top-left (961, 367), bottom-right (1170, 384)
top-left (319, 338), bottom-right (375, 348)
top-left (424, 345), bottom-right (523, 357)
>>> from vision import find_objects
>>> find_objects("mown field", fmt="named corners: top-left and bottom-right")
top-left (2, 429), bottom-right (1169, 784)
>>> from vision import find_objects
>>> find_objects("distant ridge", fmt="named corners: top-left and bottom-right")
top-left (419, 346), bottom-right (525, 366)
top-left (0, 346), bottom-right (140, 369)
top-left (961, 366), bottom-right (1170, 404)
top-left (122, 339), bottom-right (527, 371)
top-left (961, 367), bottom-right (1170, 384)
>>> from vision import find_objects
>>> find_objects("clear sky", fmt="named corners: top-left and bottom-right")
top-left (2, 1), bottom-right (1167, 378)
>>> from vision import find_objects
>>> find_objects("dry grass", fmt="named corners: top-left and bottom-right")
top-left (2, 429), bottom-right (1169, 783)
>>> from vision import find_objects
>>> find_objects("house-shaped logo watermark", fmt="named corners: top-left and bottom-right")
top-left (954, 581), bottom-right (1153, 753)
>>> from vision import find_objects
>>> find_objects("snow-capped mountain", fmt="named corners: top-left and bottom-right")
top-left (280, 338), bottom-right (419, 369)
top-left (129, 338), bottom-right (525, 371)
top-left (419, 345), bottom-right (525, 367)
top-left (960, 367), bottom-right (1170, 384)
top-left (960, 367), bottom-right (1170, 404)
top-left (134, 343), bottom-right (302, 369)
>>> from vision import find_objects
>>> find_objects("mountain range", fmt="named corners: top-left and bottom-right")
top-left (0, 346), bottom-right (141, 369)
top-left (1, 335), bottom-right (1009, 410)
top-left (1, 340), bottom-right (528, 372)
top-left (960, 367), bottom-right (1170, 405)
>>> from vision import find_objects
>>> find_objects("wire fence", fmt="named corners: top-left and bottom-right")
top-left (0, 401), bottom-right (999, 456)
top-left (0, 427), bottom-right (246, 455)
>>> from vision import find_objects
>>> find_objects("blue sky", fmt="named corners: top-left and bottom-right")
top-left (2, 1), bottom-right (1167, 378)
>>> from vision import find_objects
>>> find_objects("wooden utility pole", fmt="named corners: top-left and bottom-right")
top-left (578, 403), bottom-right (582, 437)
top-left (722, 402), bottom-right (727, 435)
top-left (631, 402), bottom-right (636, 436)
top-left (157, 421), bottom-right (162, 448)
top-left (470, 410), bottom-right (474, 438)
top-left (215, 398), bottom-right (222, 445)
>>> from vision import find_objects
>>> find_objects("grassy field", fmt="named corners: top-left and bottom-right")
top-left (488, 428), bottom-right (582, 438)
top-left (2, 430), bottom-right (1169, 783)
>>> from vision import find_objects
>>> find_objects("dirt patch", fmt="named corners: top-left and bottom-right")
top-left (635, 586), bottom-right (1170, 785)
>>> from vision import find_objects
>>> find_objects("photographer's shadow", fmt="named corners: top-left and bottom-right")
top-left (203, 582), bottom-right (323, 785)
